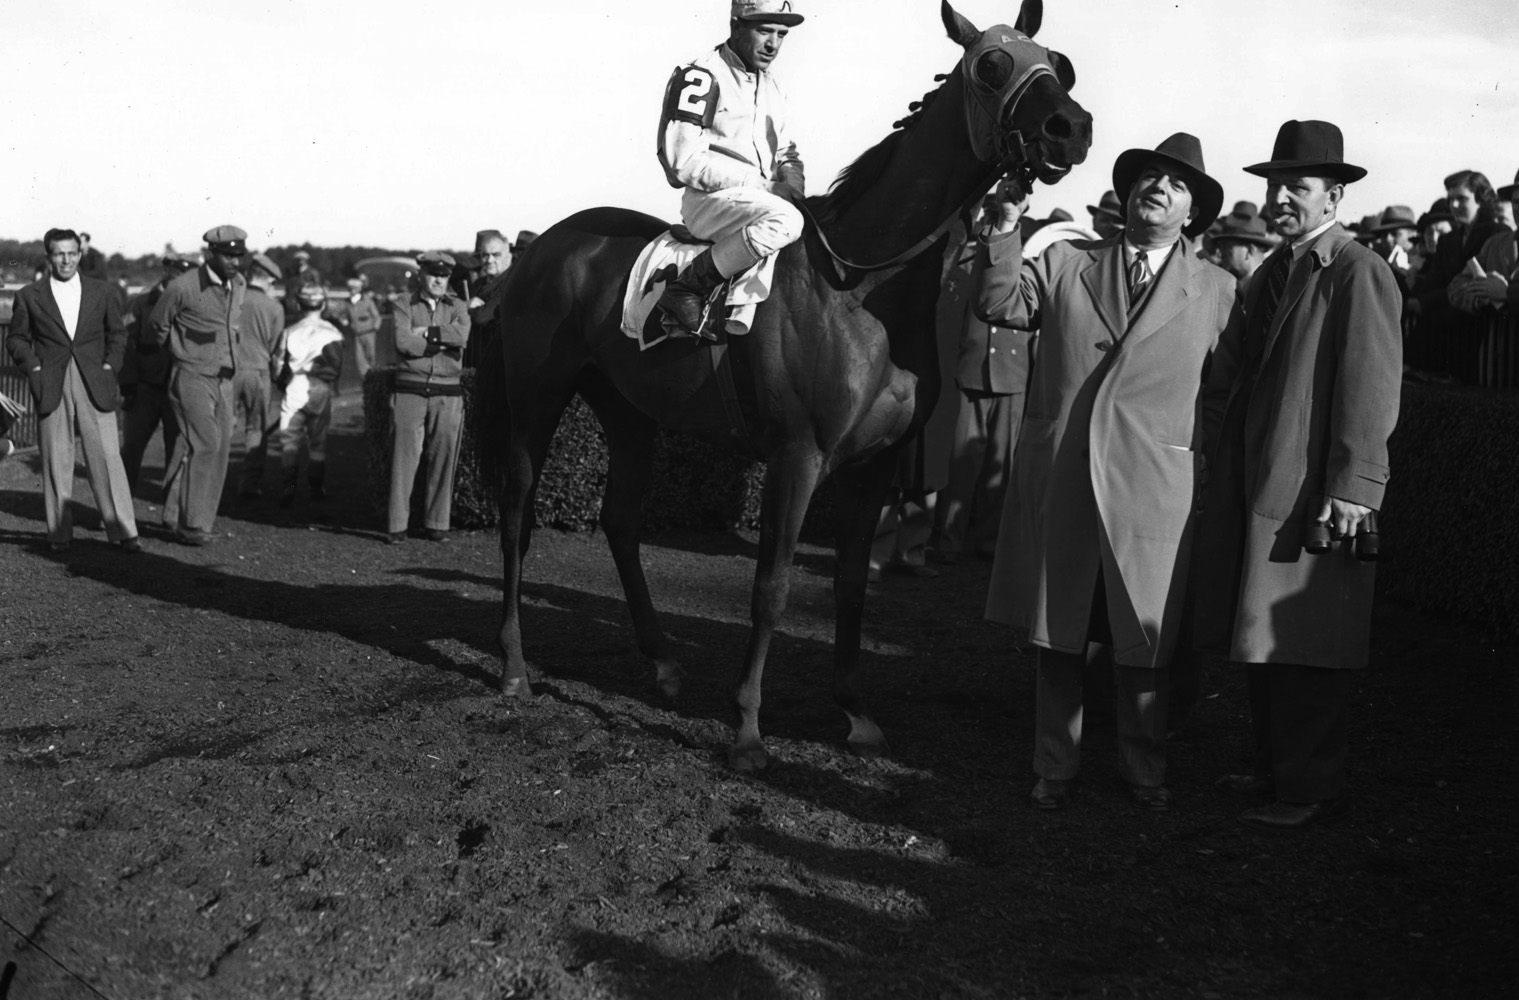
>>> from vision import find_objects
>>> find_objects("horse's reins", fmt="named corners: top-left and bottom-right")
top-left (795, 60), bottom-right (1055, 275)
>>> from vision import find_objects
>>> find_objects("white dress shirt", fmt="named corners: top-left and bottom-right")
top-left (50, 274), bottom-right (82, 340)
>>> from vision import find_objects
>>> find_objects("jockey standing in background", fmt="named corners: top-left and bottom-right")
top-left (656, 0), bottom-right (807, 337)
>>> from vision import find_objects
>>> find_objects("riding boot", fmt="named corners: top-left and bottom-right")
top-left (657, 249), bottom-right (725, 338)
top-left (308, 461), bottom-right (327, 502)
top-left (278, 467), bottom-right (298, 508)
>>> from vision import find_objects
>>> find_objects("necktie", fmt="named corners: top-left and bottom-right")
top-left (1128, 248), bottom-right (1153, 300)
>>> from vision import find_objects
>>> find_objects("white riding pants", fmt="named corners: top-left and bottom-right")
top-left (681, 185), bottom-right (804, 277)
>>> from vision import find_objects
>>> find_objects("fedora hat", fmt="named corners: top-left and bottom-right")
top-left (1228, 199), bottom-right (1260, 220)
top-left (1372, 205), bottom-right (1418, 233)
top-left (1086, 190), bottom-right (1124, 222)
top-left (1112, 132), bottom-right (1224, 239)
top-left (1498, 167), bottom-right (1519, 201)
top-left (1415, 197), bottom-right (1452, 231)
top-left (1213, 213), bottom-right (1274, 248)
top-left (1244, 119), bottom-right (1367, 183)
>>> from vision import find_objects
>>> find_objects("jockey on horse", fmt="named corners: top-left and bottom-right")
top-left (655, 0), bottom-right (807, 338)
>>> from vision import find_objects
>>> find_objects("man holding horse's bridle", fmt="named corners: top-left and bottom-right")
top-left (655, 0), bottom-right (807, 338)
top-left (975, 133), bottom-right (1237, 813)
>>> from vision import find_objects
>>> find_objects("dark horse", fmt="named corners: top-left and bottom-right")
top-left (474, 1), bottom-right (1092, 770)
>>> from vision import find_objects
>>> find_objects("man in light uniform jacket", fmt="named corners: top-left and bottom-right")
top-left (146, 224), bottom-right (248, 546)
top-left (387, 251), bottom-right (469, 543)
top-left (654, 0), bottom-right (806, 337)
top-left (234, 252), bottom-right (287, 499)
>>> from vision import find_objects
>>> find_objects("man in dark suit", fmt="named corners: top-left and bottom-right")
top-left (1195, 120), bottom-right (1402, 830)
top-left (5, 228), bottom-right (140, 553)
top-left (977, 134), bottom-right (1237, 812)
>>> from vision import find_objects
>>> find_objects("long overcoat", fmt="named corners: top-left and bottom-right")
top-left (1192, 224), bottom-right (1402, 670)
top-left (977, 229), bottom-right (1237, 668)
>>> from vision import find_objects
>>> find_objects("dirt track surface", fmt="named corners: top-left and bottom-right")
top-left (1, 397), bottom-right (1515, 999)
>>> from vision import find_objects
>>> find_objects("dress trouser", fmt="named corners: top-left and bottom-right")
top-left (1032, 570), bottom-right (1169, 787)
top-left (119, 380), bottom-right (179, 493)
top-left (1247, 663), bottom-right (1352, 803)
top-left (232, 370), bottom-right (271, 495)
top-left (388, 391), bottom-right (463, 533)
top-left (939, 389), bottom-right (1021, 558)
top-left (353, 333), bottom-right (377, 382)
top-left (681, 186), bottom-right (805, 276)
top-left (164, 367), bottom-right (235, 534)
top-left (39, 358), bottom-right (138, 544)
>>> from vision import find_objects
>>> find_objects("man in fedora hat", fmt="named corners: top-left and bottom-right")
top-left (976, 132), bottom-right (1236, 813)
top-left (1213, 213), bottom-right (1275, 293)
top-left (1085, 190), bottom-right (1124, 239)
top-left (1368, 205), bottom-right (1420, 292)
top-left (1194, 120), bottom-right (1402, 830)
top-left (654, 0), bottom-right (807, 338)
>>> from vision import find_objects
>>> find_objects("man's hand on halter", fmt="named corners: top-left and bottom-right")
top-left (989, 175), bottom-right (1029, 235)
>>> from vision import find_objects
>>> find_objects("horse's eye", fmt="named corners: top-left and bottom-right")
top-left (975, 49), bottom-right (1014, 89)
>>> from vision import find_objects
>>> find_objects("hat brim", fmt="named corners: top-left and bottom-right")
top-left (1112, 148), bottom-right (1224, 239)
top-left (736, 12), bottom-right (804, 25)
top-left (1242, 159), bottom-right (1368, 184)
top-left (1372, 220), bottom-right (1418, 234)
top-left (1498, 185), bottom-right (1518, 201)
top-left (1086, 204), bottom-right (1124, 221)
top-left (1213, 233), bottom-right (1276, 248)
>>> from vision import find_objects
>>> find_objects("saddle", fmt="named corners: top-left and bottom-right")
top-left (621, 230), bottom-right (778, 351)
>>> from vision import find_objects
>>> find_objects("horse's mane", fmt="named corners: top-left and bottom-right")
top-left (815, 72), bottom-right (954, 226)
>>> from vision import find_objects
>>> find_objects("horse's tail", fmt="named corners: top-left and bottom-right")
top-left (470, 319), bottom-right (509, 503)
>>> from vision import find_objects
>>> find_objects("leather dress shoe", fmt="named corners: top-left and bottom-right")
top-left (1239, 797), bottom-right (1349, 831)
top-left (48, 539), bottom-right (70, 554)
top-left (387, 531), bottom-right (407, 545)
top-left (422, 528), bottom-right (449, 542)
top-left (1130, 784), bottom-right (1172, 811)
top-left (118, 536), bottom-right (142, 554)
top-left (175, 528), bottom-right (213, 547)
top-left (1215, 773), bottom-right (1275, 798)
top-left (1030, 777), bottom-right (1074, 810)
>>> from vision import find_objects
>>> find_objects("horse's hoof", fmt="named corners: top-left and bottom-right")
top-left (848, 737), bottom-right (891, 760)
top-left (727, 745), bottom-right (769, 772)
top-left (653, 659), bottom-right (684, 701)
top-left (500, 676), bottom-right (534, 699)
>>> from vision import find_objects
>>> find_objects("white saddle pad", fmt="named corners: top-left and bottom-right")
top-left (621, 232), bottom-right (777, 350)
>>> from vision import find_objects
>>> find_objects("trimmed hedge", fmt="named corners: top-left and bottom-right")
top-left (364, 372), bottom-right (1519, 636)
top-left (1380, 382), bottom-right (1519, 636)
top-left (362, 369), bottom-right (824, 534)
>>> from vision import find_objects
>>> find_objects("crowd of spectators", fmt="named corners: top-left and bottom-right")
top-left (1, 224), bottom-right (539, 549)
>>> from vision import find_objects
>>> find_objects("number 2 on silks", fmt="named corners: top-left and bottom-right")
top-left (666, 66), bottom-right (718, 127)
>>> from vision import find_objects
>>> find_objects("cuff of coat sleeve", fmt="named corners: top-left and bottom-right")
top-left (1327, 461), bottom-right (1389, 511)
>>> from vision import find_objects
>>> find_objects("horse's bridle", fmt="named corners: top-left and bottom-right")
top-left (800, 31), bottom-right (1058, 275)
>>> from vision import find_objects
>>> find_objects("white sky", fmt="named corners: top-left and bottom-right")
top-left (2, 0), bottom-right (1515, 258)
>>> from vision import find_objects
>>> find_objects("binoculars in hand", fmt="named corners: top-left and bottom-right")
top-left (1304, 499), bottom-right (1379, 561)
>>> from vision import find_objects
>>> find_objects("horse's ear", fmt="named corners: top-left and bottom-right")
top-left (1047, 50), bottom-right (1076, 91)
top-left (1015, 0), bottom-right (1044, 38)
top-left (941, 1), bottom-right (981, 50)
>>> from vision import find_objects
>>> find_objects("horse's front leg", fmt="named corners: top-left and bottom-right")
top-left (730, 447), bottom-right (824, 771)
top-left (829, 451), bottom-right (900, 758)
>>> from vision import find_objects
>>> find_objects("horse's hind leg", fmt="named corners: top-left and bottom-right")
top-left (731, 447), bottom-right (824, 771)
top-left (580, 376), bottom-right (682, 699)
top-left (827, 452), bottom-right (899, 758)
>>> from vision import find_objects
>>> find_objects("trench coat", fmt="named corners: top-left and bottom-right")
top-left (1192, 224), bottom-right (1402, 670)
top-left (976, 229), bottom-right (1237, 668)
